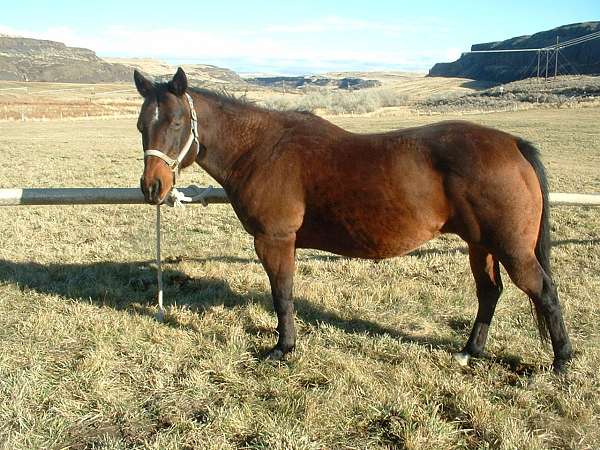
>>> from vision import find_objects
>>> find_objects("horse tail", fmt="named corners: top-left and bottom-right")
top-left (516, 138), bottom-right (551, 342)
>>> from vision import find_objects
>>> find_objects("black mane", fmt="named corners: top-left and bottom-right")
top-left (152, 81), bottom-right (251, 108)
top-left (189, 86), bottom-right (253, 109)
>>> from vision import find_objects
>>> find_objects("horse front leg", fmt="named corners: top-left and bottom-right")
top-left (254, 234), bottom-right (297, 360)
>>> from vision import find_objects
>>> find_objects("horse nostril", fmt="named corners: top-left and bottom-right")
top-left (152, 179), bottom-right (162, 203)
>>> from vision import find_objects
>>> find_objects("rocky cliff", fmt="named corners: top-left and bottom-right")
top-left (0, 36), bottom-right (249, 86)
top-left (0, 36), bottom-right (132, 83)
top-left (429, 22), bottom-right (600, 82)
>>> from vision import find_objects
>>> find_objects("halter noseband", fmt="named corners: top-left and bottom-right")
top-left (144, 92), bottom-right (199, 181)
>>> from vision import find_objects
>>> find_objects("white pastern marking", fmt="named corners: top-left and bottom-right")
top-left (453, 352), bottom-right (470, 367)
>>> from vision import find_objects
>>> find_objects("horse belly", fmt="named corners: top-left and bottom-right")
top-left (294, 144), bottom-right (449, 258)
top-left (295, 206), bottom-right (443, 259)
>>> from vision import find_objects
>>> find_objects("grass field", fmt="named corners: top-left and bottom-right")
top-left (2, 74), bottom-right (598, 121)
top-left (0, 73), bottom-right (488, 121)
top-left (0, 105), bottom-right (599, 449)
top-left (0, 81), bottom-right (141, 121)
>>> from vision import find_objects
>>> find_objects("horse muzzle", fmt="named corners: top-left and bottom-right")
top-left (140, 177), bottom-right (166, 205)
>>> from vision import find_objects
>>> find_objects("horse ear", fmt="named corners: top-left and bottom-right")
top-left (134, 70), bottom-right (153, 98)
top-left (168, 67), bottom-right (188, 96)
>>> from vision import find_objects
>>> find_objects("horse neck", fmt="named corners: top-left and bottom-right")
top-left (193, 93), bottom-right (273, 186)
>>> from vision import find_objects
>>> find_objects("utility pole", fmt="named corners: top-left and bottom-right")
top-left (554, 36), bottom-right (559, 78)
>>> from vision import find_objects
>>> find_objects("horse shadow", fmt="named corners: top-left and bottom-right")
top-left (163, 237), bottom-right (599, 265)
top-left (0, 257), bottom-right (460, 356)
top-left (2, 236), bottom-right (594, 372)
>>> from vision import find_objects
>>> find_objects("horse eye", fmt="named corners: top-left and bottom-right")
top-left (173, 120), bottom-right (183, 128)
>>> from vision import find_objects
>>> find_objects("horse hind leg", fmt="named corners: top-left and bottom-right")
top-left (454, 245), bottom-right (503, 367)
top-left (502, 252), bottom-right (572, 373)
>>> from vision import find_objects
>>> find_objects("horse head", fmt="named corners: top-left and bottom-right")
top-left (135, 68), bottom-right (199, 204)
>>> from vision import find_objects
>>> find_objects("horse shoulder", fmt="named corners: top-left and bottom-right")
top-left (227, 141), bottom-right (306, 239)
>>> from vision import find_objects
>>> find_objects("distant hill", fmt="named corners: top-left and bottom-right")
top-left (104, 58), bottom-right (246, 86)
top-left (245, 75), bottom-right (381, 90)
top-left (429, 22), bottom-right (600, 82)
top-left (0, 36), bottom-right (131, 83)
top-left (0, 36), bottom-right (246, 86)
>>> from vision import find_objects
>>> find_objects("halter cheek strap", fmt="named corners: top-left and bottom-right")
top-left (144, 93), bottom-right (199, 180)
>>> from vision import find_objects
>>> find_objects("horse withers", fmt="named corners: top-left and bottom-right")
top-left (136, 68), bottom-right (572, 373)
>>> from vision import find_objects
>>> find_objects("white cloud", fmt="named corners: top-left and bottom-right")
top-left (444, 47), bottom-right (463, 62)
top-left (0, 17), bottom-right (456, 73)
top-left (0, 25), bottom-right (79, 43)
top-left (0, 25), bottom-right (27, 37)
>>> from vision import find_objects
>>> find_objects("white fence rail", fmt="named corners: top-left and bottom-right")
top-left (0, 186), bottom-right (228, 206)
top-left (549, 193), bottom-right (600, 207)
top-left (0, 187), bottom-right (598, 207)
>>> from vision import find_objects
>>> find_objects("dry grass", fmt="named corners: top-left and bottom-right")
top-left (258, 73), bottom-right (494, 116)
top-left (0, 73), bottom-right (490, 121)
top-left (0, 105), bottom-right (599, 449)
top-left (0, 81), bottom-right (141, 120)
top-left (419, 76), bottom-right (600, 114)
top-left (261, 88), bottom-right (408, 115)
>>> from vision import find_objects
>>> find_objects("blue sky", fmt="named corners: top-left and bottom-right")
top-left (1, 0), bottom-right (598, 74)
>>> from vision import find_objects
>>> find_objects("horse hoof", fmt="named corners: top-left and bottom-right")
top-left (155, 309), bottom-right (165, 323)
top-left (266, 348), bottom-right (285, 361)
top-left (553, 358), bottom-right (569, 375)
top-left (453, 352), bottom-right (470, 367)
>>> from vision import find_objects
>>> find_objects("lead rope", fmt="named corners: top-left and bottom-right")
top-left (153, 185), bottom-right (213, 322)
top-left (156, 205), bottom-right (165, 321)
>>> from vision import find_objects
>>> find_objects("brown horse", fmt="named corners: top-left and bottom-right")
top-left (135, 68), bottom-right (572, 373)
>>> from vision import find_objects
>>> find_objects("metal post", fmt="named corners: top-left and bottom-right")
top-left (537, 50), bottom-right (541, 79)
top-left (545, 49), bottom-right (549, 80)
top-left (554, 36), bottom-right (559, 78)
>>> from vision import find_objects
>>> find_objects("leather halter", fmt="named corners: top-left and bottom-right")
top-left (144, 92), bottom-right (199, 182)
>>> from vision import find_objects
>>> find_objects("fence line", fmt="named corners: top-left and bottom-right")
top-left (30, 87), bottom-right (96, 95)
top-left (0, 87), bottom-right (28, 92)
top-left (1, 86), bottom-right (137, 96)
top-left (0, 186), bottom-right (598, 207)
top-left (549, 193), bottom-right (600, 207)
top-left (93, 88), bottom-right (138, 96)
top-left (0, 186), bottom-right (228, 206)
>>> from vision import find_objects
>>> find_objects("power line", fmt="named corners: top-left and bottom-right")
top-left (467, 48), bottom-right (542, 54)
top-left (463, 29), bottom-right (600, 54)
top-left (558, 51), bottom-right (581, 76)
top-left (519, 51), bottom-right (541, 79)
top-left (546, 30), bottom-right (600, 49)
top-left (460, 28), bottom-right (600, 80)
